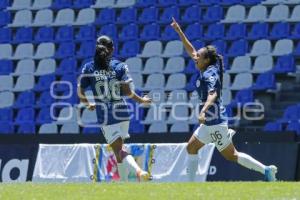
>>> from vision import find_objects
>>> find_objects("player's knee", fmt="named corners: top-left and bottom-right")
top-left (186, 143), bottom-right (198, 154)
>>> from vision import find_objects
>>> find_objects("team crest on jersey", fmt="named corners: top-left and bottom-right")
top-left (196, 80), bottom-right (201, 87)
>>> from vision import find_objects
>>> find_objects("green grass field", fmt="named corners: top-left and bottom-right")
top-left (0, 182), bottom-right (299, 200)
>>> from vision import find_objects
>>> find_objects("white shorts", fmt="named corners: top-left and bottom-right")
top-left (193, 123), bottom-right (233, 152)
top-left (101, 121), bottom-right (130, 144)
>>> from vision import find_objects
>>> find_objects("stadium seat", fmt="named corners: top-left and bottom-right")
top-left (290, 23), bottom-right (300, 39)
top-left (53, 9), bottom-right (75, 26)
top-left (125, 58), bottom-right (142, 73)
top-left (288, 5), bottom-right (300, 22)
top-left (36, 107), bottom-right (53, 124)
top-left (165, 74), bottom-right (186, 90)
top-left (244, 5), bottom-right (267, 22)
top-left (7, 0), bottom-right (31, 10)
top-left (248, 39), bottom-right (271, 56)
top-left (56, 107), bottom-right (78, 124)
top-left (14, 91), bottom-right (34, 108)
top-left (222, 89), bottom-right (232, 106)
top-left (51, 0), bottom-right (72, 10)
top-left (263, 122), bottom-right (282, 132)
top-left (178, 0), bottom-right (198, 6)
top-left (252, 71), bottom-right (276, 90)
top-left (222, 5), bottom-right (246, 23)
top-left (116, 7), bottom-right (137, 24)
top-left (76, 41), bottom-right (95, 58)
top-left (184, 23), bottom-right (203, 41)
top-left (129, 120), bottom-right (145, 134)
top-left (185, 73), bottom-right (199, 92)
top-left (0, 91), bottom-right (14, 108)
top-left (144, 74), bottom-right (165, 90)
top-left (267, 5), bottom-right (289, 22)
top-left (148, 122), bottom-right (167, 133)
top-left (170, 122), bottom-right (189, 133)
top-left (162, 41), bottom-right (183, 57)
top-left (143, 57), bottom-right (164, 74)
top-left (202, 6), bottom-right (223, 22)
top-left (31, 0), bottom-right (52, 10)
top-left (223, 73), bottom-right (231, 89)
top-left (261, 0), bottom-right (284, 5)
top-left (54, 74), bottom-right (76, 92)
top-left (56, 58), bottom-right (77, 75)
top-left (0, 28), bottom-right (12, 43)
top-left (226, 40), bottom-right (248, 57)
top-left (269, 22), bottom-right (290, 39)
top-left (252, 55), bottom-right (273, 73)
top-left (55, 26), bottom-right (73, 42)
top-left (247, 23), bottom-right (269, 40)
top-left (39, 123), bottom-right (58, 134)
top-left (0, 0), bottom-right (10, 9)
top-left (183, 60), bottom-right (198, 74)
top-left (140, 23), bottom-right (160, 41)
top-left (119, 40), bottom-right (140, 58)
top-left (32, 9), bottom-right (53, 26)
top-left (293, 42), bottom-right (300, 56)
top-left (36, 91), bottom-right (55, 107)
top-left (161, 25), bottom-right (178, 41)
top-left (73, 0), bottom-right (94, 9)
top-left (98, 24), bottom-right (117, 40)
top-left (159, 6), bottom-right (179, 24)
top-left (9, 10), bottom-right (32, 27)
top-left (273, 54), bottom-right (295, 73)
top-left (0, 75), bottom-right (13, 91)
top-left (280, 105), bottom-right (300, 123)
top-left (138, 7), bottom-right (158, 24)
top-left (12, 59), bottom-right (35, 75)
top-left (34, 27), bottom-right (54, 43)
top-left (60, 123), bottom-right (79, 134)
top-left (225, 23), bottom-right (246, 40)
top-left (55, 42), bottom-right (75, 58)
top-left (212, 40), bottom-right (227, 55)
top-left (81, 108), bottom-right (98, 124)
top-left (0, 11), bottom-right (11, 26)
top-left (119, 23), bottom-right (139, 41)
top-left (148, 89), bottom-right (166, 103)
top-left (164, 57), bottom-right (185, 74)
top-left (220, 0), bottom-right (240, 5)
top-left (73, 8), bottom-right (95, 25)
top-left (17, 122), bottom-right (36, 134)
top-left (95, 8), bottom-right (115, 25)
top-left (135, 0), bottom-right (156, 8)
top-left (0, 123), bottom-right (14, 134)
top-left (13, 74), bottom-right (35, 92)
top-left (157, 0), bottom-right (176, 7)
top-left (15, 108), bottom-right (35, 124)
top-left (13, 27), bottom-right (33, 44)
top-left (230, 73), bottom-right (253, 90)
top-left (181, 5), bottom-right (202, 23)
top-left (287, 122), bottom-right (300, 135)
top-left (75, 25), bottom-right (95, 42)
top-left (35, 59), bottom-right (56, 76)
top-left (34, 74), bottom-right (56, 92)
top-left (167, 105), bottom-right (189, 123)
top-left (83, 126), bottom-right (101, 134)
top-left (228, 56), bottom-right (251, 73)
top-left (114, 0), bottom-right (136, 8)
top-left (189, 90), bottom-right (199, 106)
top-left (13, 43), bottom-right (34, 60)
top-left (0, 108), bottom-right (13, 123)
top-left (130, 73), bottom-right (143, 89)
top-left (0, 60), bottom-right (13, 75)
top-left (33, 43), bottom-right (54, 59)
top-left (272, 39), bottom-right (293, 56)
top-left (204, 24), bottom-right (225, 40)
top-left (166, 90), bottom-right (188, 103)
top-left (231, 88), bottom-right (254, 106)
top-left (92, 0), bottom-right (114, 8)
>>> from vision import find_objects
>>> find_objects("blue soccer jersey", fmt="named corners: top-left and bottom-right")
top-left (79, 59), bottom-right (131, 125)
top-left (196, 64), bottom-right (228, 126)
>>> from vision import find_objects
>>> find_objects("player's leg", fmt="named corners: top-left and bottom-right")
top-left (220, 143), bottom-right (277, 181)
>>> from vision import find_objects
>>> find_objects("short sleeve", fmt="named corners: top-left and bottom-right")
top-left (204, 69), bottom-right (219, 93)
top-left (119, 63), bottom-right (132, 82)
top-left (79, 65), bottom-right (91, 89)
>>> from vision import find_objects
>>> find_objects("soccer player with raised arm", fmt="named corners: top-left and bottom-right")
top-left (78, 35), bottom-right (151, 181)
top-left (171, 18), bottom-right (278, 181)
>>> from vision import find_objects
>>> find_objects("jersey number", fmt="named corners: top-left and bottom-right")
top-left (210, 131), bottom-right (223, 146)
top-left (95, 79), bottom-right (121, 101)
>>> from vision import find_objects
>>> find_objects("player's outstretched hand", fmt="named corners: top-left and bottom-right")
top-left (141, 95), bottom-right (152, 106)
top-left (170, 17), bottom-right (181, 33)
top-left (87, 103), bottom-right (96, 111)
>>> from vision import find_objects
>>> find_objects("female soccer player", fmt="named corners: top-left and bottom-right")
top-left (171, 18), bottom-right (278, 181)
top-left (77, 35), bottom-right (151, 181)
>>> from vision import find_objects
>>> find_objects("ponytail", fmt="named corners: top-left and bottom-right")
top-left (217, 54), bottom-right (224, 90)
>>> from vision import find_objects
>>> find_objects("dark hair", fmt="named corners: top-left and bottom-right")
top-left (204, 45), bottom-right (224, 89)
top-left (94, 35), bottom-right (113, 70)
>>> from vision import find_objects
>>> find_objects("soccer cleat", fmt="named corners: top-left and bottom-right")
top-left (137, 170), bottom-right (151, 182)
top-left (265, 165), bottom-right (278, 182)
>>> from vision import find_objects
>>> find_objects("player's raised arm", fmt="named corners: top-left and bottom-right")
top-left (171, 17), bottom-right (196, 58)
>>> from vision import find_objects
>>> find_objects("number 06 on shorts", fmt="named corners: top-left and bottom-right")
top-left (193, 123), bottom-right (232, 152)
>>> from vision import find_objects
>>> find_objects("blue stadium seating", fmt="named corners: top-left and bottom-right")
top-left (55, 42), bottom-right (75, 58)
top-left (225, 23), bottom-right (246, 40)
top-left (36, 107), bottom-right (52, 124)
top-left (242, 0), bottom-right (261, 5)
top-left (34, 74), bottom-right (56, 92)
top-left (0, 11), bottom-right (11, 26)
top-left (252, 71), bottom-right (276, 90)
top-left (116, 8), bottom-right (137, 24)
top-left (269, 22), bottom-right (290, 40)
top-left (14, 91), bottom-right (35, 108)
top-left (161, 26), bottom-right (178, 41)
top-left (55, 26), bottom-right (74, 42)
top-left (0, 0), bottom-right (10, 9)
top-left (181, 6), bottom-right (202, 23)
top-left (293, 42), bottom-right (300, 56)
top-left (140, 23), bottom-right (160, 41)
top-left (83, 127), bottom-right (102, 134)
top-left (202, 6), bottom-right (223, 23)
top-left (14, 27), bottom-right (33, 44)
top-left (119, 23), bottom-right (139, 41)
top-left (0, 27), bottom-right (11, 43)
top-left (138, 7), bottom-right (158, 24)
top-left (34, 27), bottom-right (54, 43)
top-left (75, 25), bottom-right (96, 42)
top-left (159, 6), bottom-right (179, 24)
top-left (264, 122), bottom-right (282, 132)
top-left (199, 0), bottom-right (220, 6)
top-left (59, 91), bottom-right (78, 104)
top-left (76, 41), bottom-right (95, 58)
top-left (185, 73), bottom-right (199, 92)
top-left (273, 54), bottom-right (295, 73)
top-left (73, 0), bottom-right (94, 9)
top-left (0, 60), bottom-right (13, 75)
top-left (0, 108), bottom-right (13, 123)
top-left (231, 89), bottom-right (254, 107)
top-left (98, 24), bottom-right (117, 41)
top-left (247, 23), bottom-right (269, 40)
top-left (36, 91), bottom-right (55, 107)
top-left (54, 74), bottom-right (77, 92)
top-left (226, 39), bottom-right (248, 57)
top-left (204, 23), bottom-right (225, 40)
top-left (290, 23), bottom-right (300, 39)
top-left (178, 0), bottom-right (198, 6)
top-left (185, 23), bottom-right (203, 41)
top-left (129, 121), bottom-right (145, 134)
top-left (220, 0), bottom-right (240, 5)
top-left (157, 0), bottom-right (177, 7)
top-left (279, 105), bottom-right (300, 123)
top-left (95, 8), bottom-right (115, 25)
top-left (0, 123), bottom-right (13, 134)
top-left (135, 0), bottom-right (157, 8)
top-left (184, 60), bottom-right (198, 74)
top-left (15, 108), bottom-right (35, 124)
top-left (286, 122), bottom-right (300, 135)
top-left (119, 40), bottom-right (140, 58)
top-left (56, 58), bottom-right (77, 75)
top-left (17, 122), bottom-right (36, 134)
top-left (212, 40), bottom-right (227, 55)
top-left (51, 0), bottom-right (72, 9)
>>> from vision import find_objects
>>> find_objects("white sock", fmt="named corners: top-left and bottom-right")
top-left (117, 163), bottom-right (128, 182)
top-left (237, 152), bottom-right (266, 174)
top-left (122, 155), bottom-right (142, 174)
top-left (187, 154), bottom-right (198, 182)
